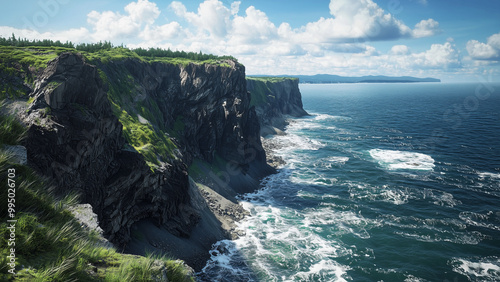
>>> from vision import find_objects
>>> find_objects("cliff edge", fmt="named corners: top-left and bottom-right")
top-left (246, 76), bottom-right (308, 136)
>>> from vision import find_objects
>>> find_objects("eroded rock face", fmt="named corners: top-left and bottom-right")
top-left (109, 58), bottom-right (267, 167)
top-left (30, 52), bottom-right (109, 113)
top-left (246, 78), bottom-right (308, 136)
top-left (22, 52), bottom-right (272, 249)
top-left (98, 58), bottom-right (272, 195)
top-left (24, 53), bottom-right (196, 246)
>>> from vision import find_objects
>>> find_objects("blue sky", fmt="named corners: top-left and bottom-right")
top-left (1, 0), bottom-right (500, 82)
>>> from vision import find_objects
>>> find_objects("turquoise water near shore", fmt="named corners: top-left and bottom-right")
top-left (199, 82), bottom-right (500, 281)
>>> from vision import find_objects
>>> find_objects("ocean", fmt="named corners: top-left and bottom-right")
top-left (199, 82), bottom-right (500, 281)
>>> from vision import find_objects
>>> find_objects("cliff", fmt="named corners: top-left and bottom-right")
top-left (246, 76), bottom-right (308, 136)
top-left (0, 47), bottom-right (274, 270)
top-left (0, 47), bottom-right (306, 272)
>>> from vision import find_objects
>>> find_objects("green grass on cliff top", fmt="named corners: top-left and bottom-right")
top-left (0, 112), bottom-right (194, 282)
top-left (0, 45), bottom-right (236, 69)
top-left (246, 76), bottom-right (299, 83)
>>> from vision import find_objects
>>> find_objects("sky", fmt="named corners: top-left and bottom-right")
top-left (1, 0), bottom-right (500, 82)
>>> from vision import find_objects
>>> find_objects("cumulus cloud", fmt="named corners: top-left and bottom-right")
top-left (139, 22), bottom-right (183, 42)
top-left (390, 45), bottom-right (410, 55)
top-left (415, 42), bottom-right (461, 68)
top-left (294, 0), bottom-right (412, 43)
top-left (413, 19), bottom-right (441, 38)
top-left (467, 32), bottom-right (500, 61)
top-left (87, 0), bottom-right (160, 41)
top-left (230, 6), bottom-right (277, 44)
top-left (171, 0), bottom-right (232, 38)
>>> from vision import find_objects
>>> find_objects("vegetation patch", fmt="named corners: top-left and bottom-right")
top-left (246, 76), bottom-right (296, 107)
top-left (246, 76), bottom-right (298, 83)
top-left (114, 104), bottom-right (177, 168)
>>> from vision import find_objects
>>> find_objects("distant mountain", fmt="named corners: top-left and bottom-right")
top-left (250, 74), bottom-right (440, 84)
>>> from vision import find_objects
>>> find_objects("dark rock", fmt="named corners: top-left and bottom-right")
top-left (24, 53), bottom-right (195, 246)
top-left (246, 77), bottom-right (309, 136)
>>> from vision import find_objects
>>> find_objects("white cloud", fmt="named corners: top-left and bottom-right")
top-left (139, 22), bottom-right (183, 42)
top-left (390, 45), bottom-right (410, 55)
top-left (240, 41), bottom-right (462, 76)
top-left (170, 0), bottom-right (232, 38)
top-left (230, 6), bottom-right (277, 44)
top-left (467, 32), bottom-right (500, 61)
top-left (416, 42), bottom-right (461, 68)
top-left (295, 0), bottom-right (412, 43)
top-left (124, 0), bottom-right (160, 24)
top-left (230, 1), bottom-right (241, 15)
top-left (87, 0), bottom-right (160, 41)
top-left (413, 19), bottom-right (441, 38)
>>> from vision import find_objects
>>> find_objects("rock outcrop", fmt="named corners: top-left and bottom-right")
top-left (246, 77), bottom-right (308, 136)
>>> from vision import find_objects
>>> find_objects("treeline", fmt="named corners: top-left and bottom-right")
top-left (0, 33), bottom-right (75, 48)
top-left (0, 34), bottom-right (236, 61)
top-left (132, 47), bottom-right (236, 61)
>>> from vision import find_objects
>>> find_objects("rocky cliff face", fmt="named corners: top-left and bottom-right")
top-left (24, 53), bottom-right (197, 246)
top-left (21, 52), bottom-right (272, 255)
top-left (246, 77), bottom-right (308, 136)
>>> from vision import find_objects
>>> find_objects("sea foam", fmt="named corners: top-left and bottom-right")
top-left (369, 149), bottom-right (435, 171)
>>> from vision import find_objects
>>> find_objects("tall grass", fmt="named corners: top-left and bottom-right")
top-left (0, 114), bottom-right (26, 145)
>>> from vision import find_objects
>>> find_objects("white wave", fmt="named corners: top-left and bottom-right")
top-left (478, 172), bottom-right (500, 180)
top-left (200, 240), bottom-right (257, 281)
top-left (287, 120), bottom-right (323, 131)
top-left (290, 175), bottom-right (337, 186)
top-left (272, 133), bottom-right (325, 153)
top-left (369, 149), bottom-right (435, 171)
top-left (346, 182), bottom-right (413, 206)
top-left (394, 230), bottom-right (485, 245)
top-left (328, 156), bottom-right (350, 164)
top-left (459, 211), bottom-right (500, 231)
top-left (291, 259), bottom-right (350, 282)
top-left (451, 257), bottom-right (500, 281)
top-left (224, 185), bottom-right (355, 281)
top-left (313, 113), bottom-right (351, 121)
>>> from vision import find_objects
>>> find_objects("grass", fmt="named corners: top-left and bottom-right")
top-left (246, 76), bottom-right (298, 83)
top-left (0, 112), bottom-right (195, 281)
top-left (246, 76), bottom-right (297, 107)
top-left (111, 101), bottom-right (178, 169)
top-left (0, 46), bottom-right (73, 69)
top-left (0, 113), bottom-right (26, 145)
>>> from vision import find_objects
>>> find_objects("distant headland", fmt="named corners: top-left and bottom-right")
top-left (250, 74), bottom-right (441, 84)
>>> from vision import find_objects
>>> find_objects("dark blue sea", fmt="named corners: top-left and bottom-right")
top-left (200, 82), bottom-right (500, 281)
